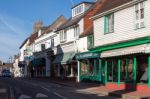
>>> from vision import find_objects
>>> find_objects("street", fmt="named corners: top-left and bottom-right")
top-left (0, 77), bottom-right (117, 99)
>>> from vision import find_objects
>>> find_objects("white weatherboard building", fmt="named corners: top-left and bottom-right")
top-left (90, 0), bottom-right (150, 91)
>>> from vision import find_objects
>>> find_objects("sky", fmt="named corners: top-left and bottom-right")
top-left (0, 0), bottom-right (93, 62)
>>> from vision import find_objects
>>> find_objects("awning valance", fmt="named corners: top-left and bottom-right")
top-left (53, 52), bottom-right (75, 64)
top-left (101, 44), bottom-right (148, 58)
top-left (76, 52), bottom-right (99, 60)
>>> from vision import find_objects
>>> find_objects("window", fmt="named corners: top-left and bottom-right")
top-left (51, 39), bottom-right (54, 48)
top-left (135, 2), bottom-right (145, 29)
top-left (74, 26), bottom-right (79, 38)
top-left (87, 35), bottom-right (94, 49)
top-left (72, 5), bottom-right (84, 17)
top-left (104, 13), bottom-right (114, 33)
top-left (41, 44), bottom-right (45, 51)
top-left (60, 30), bottom-right (67, 43)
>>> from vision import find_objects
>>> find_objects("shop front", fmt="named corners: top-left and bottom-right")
top-left (30, 58), bottom-right (46, 77)
top-left (76, 52), bottom-right (101, 82)
top-left (52, 52), bottom-right (76, 79)
top-left (90, 39), bottom-right (150, 92)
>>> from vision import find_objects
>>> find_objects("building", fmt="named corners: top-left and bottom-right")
top-left (13, 55), bottom-right (22, 77)
top-left (75, 0), bottom-right (104, 82)
top-left (90, 0), bottom-right (150, 92)
top-left (19, 37), bottom-right (30, 77)
top-left (53, 2), bottom-right (95, 79)
top-left (31, 15), bottom-right (66, 77)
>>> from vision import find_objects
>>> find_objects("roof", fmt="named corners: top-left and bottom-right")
top-left (56, 0), bottom-right (104, 32)
top-left (79, 0), bottom-right (103, 38)
top-left (29, 32), bottom-right (38, 45)
top-left (79, 25), bottom-right (93, 38)
top-left (19, 37), bottom-right (29, 49)
top-left (72, 1), bottom-right (95, 9)
top-left (56, 15), bottom-right (84, 31)
top-left (2, 63), bottom-right (13, 68)
top-left (94, 0), bottom-right (133, 16)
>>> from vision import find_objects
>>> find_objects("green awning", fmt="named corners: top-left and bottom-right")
top-left (32, 58), bottom-right (45, 67)
top-left (53, 52), bottom-right (75, 64)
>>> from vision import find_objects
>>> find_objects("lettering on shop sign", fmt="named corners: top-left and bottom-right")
top-left (76, 52), bottom-right (99, 60)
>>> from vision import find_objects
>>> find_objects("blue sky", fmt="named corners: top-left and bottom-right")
top-left (0, 0), bottom-right (93, 62)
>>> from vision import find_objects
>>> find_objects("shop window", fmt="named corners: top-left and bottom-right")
top-left (81, 61), bottom-right (88, 75)
top-left (113, 60), bottom-right (118, 82)
top-left (120, 59), bottom-right (127, 82)
top-left (81, 59), bottom-right (99, 76)
top-left (107, 59), bottom-right (118, 82)
top-left (126, 59), bottom-right (134, 82)
top-left (107, 60), bottom-right (113, 82)
top-left (137, 55), bottom-right (148, 83)
top-left (89, 60), bottom-right (94, 75)
top-left (95, 59), bottom-right (99, 75)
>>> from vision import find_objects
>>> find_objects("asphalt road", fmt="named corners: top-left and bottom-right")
top-left (0, 77), bottom-right (117, 99)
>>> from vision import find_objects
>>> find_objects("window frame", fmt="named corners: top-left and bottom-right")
top-left (104, 13), bottom-right (114, 34)
top-left (135, 1), bottom-right (145, 30)
top-left (60, 30), bottom-right (67, 43)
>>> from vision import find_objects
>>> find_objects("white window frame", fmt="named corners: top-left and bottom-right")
top-left (135, 2), bottom-right (145, 29)
top-left (74, 26), bottom-right (80, 39)
top-left (72, 4), bottom-right (84, 17)
top-left (60, 30), bottom-right (67, 43)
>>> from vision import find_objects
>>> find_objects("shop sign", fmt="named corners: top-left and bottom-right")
top-left (76, 52), bottom-right (99, 60)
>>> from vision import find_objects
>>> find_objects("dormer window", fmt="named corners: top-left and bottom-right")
top-left (72, 4), bottom-right (84, 17)
top-left (72, 2), bottom-right (93, 18)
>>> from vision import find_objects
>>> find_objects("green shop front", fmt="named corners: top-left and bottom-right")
top-left (90, 37), bottom-right (150, 92)
top-left (76, 52), bottom-right (102, 82)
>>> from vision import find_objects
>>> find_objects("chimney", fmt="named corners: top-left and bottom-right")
top-left (33, 20), bottom-right (43, 34)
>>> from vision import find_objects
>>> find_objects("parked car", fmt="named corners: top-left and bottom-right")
top-left (2, 70), bottom-right (12, 77)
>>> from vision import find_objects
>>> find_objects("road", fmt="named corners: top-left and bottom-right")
top-left (0, 77), bottom-right (117, 99)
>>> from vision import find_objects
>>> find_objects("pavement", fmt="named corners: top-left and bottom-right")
top-left (20, 77), bottom-right (150, 99)
top-left (0, 77), bottom-right (117, 99)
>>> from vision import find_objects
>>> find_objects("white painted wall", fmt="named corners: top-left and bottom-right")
top-left (94, 0), bottom-right (150, 47)
top-left (19, 40), bottom-right (29, 62)
top-left (56, 17), bottom-right (85, 54)
top-left (77, 37), bottom-right (88, 53)
top-left (35, 31), bottom-right (57, 52)
top-left (79, 19), bottom-right (84, 35)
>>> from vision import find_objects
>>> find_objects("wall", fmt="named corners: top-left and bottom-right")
top-left (94, 0), bottom-right (150, 47)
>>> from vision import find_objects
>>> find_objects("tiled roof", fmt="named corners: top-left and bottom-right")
top-left (44, 15), bottom-right (66, 33)
top-left (2, 63), bottom-right (13, 68)
top-left (29, 32), bottom-right (38, 45)
top-left (94, 0), bottom-right (133, 16)
top-left (56, 15), bottom-right (84, 32)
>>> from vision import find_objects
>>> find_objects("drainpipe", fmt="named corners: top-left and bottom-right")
top-left (77, 61), bottom-right (80, 82)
